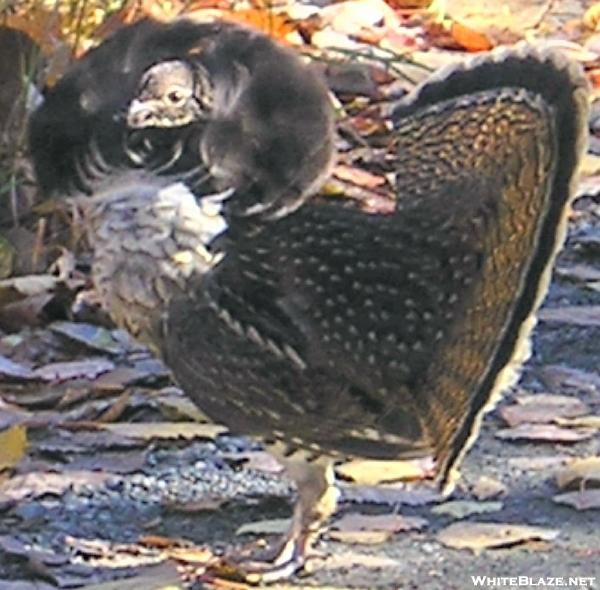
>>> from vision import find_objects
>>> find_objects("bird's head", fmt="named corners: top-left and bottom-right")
top-left (127, 60), bottom-right (213, 129)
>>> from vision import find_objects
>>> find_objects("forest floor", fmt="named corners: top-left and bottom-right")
top-left (1, 0), bottom-right (600, 589)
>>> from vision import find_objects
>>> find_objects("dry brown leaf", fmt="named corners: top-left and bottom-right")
top-left (0, 355), bottom-right (35, 380)
top-left (333, 164), bottom-right (387, 189)
top-left (431, 500), bottom-right (503, 520)
top-left (0, 470), bottom-right (109, 501)
top-left (449, 21), bottom-right (493, 52)
top-left (556, 264), bottom-right (600, 283)
top-left (313, 550), bottom-right (401, 572)
top-left (0, 425), bottom-right (27, 471)
top-left (154, 392), bottom-right (211, 423)
top-left (164, 545), bottom-right (215, 564)
top-left (0, 275), bottom-right (58, 308)
top-left (332, 512), bottom-right (427, 533)
top-left (556, 415), bottom-right (600, 429)
top-left (100, 422), bottom-right (226, 441)
top-left (495, 424), bottom-right (595, 443)
top-left (97, 391), bottom-right (131, 423)
top-left (538, 305), bottom-right (600, 327)
top-left (50, 321), bottom-right (127, 355)
top-left (4, 6), bottom-right (63, 58)
top-left (499, 396), bottom-right (588, 427)
top-left (65, 535), bottom-right (164, 569)
top-left (437, 522), bottom-right (559, 553)
top-left (33, 358), bottom-right (115, 382)
top-left (218, 9), bottom-right (295, 42)
top-left (72, 563), bottom-right (182, 590)
top-left (328, 529), bottom-right (392, 544)
top-left (553, 490), bottom-right (600, 511)
top-left (336, 458), bottom-right (433, 484)
top-left (556, 457), bottom-right (600, 491)
top-left (139, 535), bottom-right (189, 549)
top-left (66, 450), bottom-right (147, 475)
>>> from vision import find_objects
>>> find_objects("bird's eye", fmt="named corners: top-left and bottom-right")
top-left (166, 89), bottom-right (186, 105)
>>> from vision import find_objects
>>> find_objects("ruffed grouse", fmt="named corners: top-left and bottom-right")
top-left (28, 18), bottom-right (589, 583)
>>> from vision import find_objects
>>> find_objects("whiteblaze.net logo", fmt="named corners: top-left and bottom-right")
top-left (471, 576), bottom-right (596, 588)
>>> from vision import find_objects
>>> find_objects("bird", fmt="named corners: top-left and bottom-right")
top-left (29, 21), bottom-right (589, 584)
top-left (125, 23), bottom-right (335, 221)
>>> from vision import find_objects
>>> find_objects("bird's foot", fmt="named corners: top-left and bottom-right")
top-left (205, 456), bottom-right (338, 585)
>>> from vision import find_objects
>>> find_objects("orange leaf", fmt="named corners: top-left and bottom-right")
top-left (450, 21), bottom-right (493, 52)
top-left (219, 8), bottom-right (295, 43)
top-left (5, 7), bottom-right (63, 57)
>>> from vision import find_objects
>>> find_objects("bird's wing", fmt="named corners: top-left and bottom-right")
top-left (165, 46), bottom-right (588, 489)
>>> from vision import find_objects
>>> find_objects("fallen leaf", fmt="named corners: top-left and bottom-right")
top-left (312, 550), bottom-right (401, 572)
top-left (50, 322), bottom-right (127, 355)
top-left (553, 490), bottom-right (600, 511)
top-left (449, 21), bottom-right (493, 52)
top-left (432, 500), bottom-right (503, 520)
top-left (0, 275), bottom-right (58, 308)
top-left (437, 522), bottom-right (559, 553)
top-left (35, 429), bottom-right (142, 455)
top-left (65, 450), bottom-right (147, 474)
top-left (555, 457), bottom-right (600, 491)
top-left (556, 415), bottom-right (600, 429)
top-left (99, 422), bottom-right (226, 441)
top-left (471, 476), bottom-right (507, 500)
top-left (0, 355), bottom-right (35, 380)
top-left (219, 9), bottom-right (295, 42)
top-left (65, 536), bottom-right (164, 568)
top-left (333, 164), bottom-right (387, 189)
top-left (332, 512), bottom-right (427, 533)
top-left (336, 458), bottom-right (433, 484)
top-left (499, 396), bottom-right (588, 427)
top-left (33, 358), bottom-right (115, 382)
top-left (0, 470), bottom-right (109, 500)
top-left (164, 545), bottom-right (214, 565)
top-left (495, 424), bottom-right (595, 443)
top-left (154, 391), bottom-right (210, 423)
top-left (584, 3), bottom-right (600, 31)
top-left (93, 360), bottom-right (170, 391)
top-left (236, 518), bottom-right (290, 536)
top-left (328, 529), bottom-right (392, 544)
top-left (72, 569), bottom-right (182, 590)
top-left (0, 425), bottom-right (27, 470)
top-left (515, 393), bottom-right (590, 407)
top-left (538, 306), bottom-right (600, 327)
top-left (96, 391), bottom-right (131, 423)
top-left (555, 264), bottom-right (600, 283)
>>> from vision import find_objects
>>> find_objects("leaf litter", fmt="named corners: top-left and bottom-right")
top-left (1, 0), bottom-right (600, 587)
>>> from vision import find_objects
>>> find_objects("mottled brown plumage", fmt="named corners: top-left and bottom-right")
top-left (30, 29), bottom-right (588, 582)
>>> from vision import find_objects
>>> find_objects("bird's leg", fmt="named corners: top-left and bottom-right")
top-left (230, 456), bottom-right (339, 583)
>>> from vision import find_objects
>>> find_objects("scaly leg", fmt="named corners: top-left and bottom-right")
top-left (227, 454), bottom-right (339, 584)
